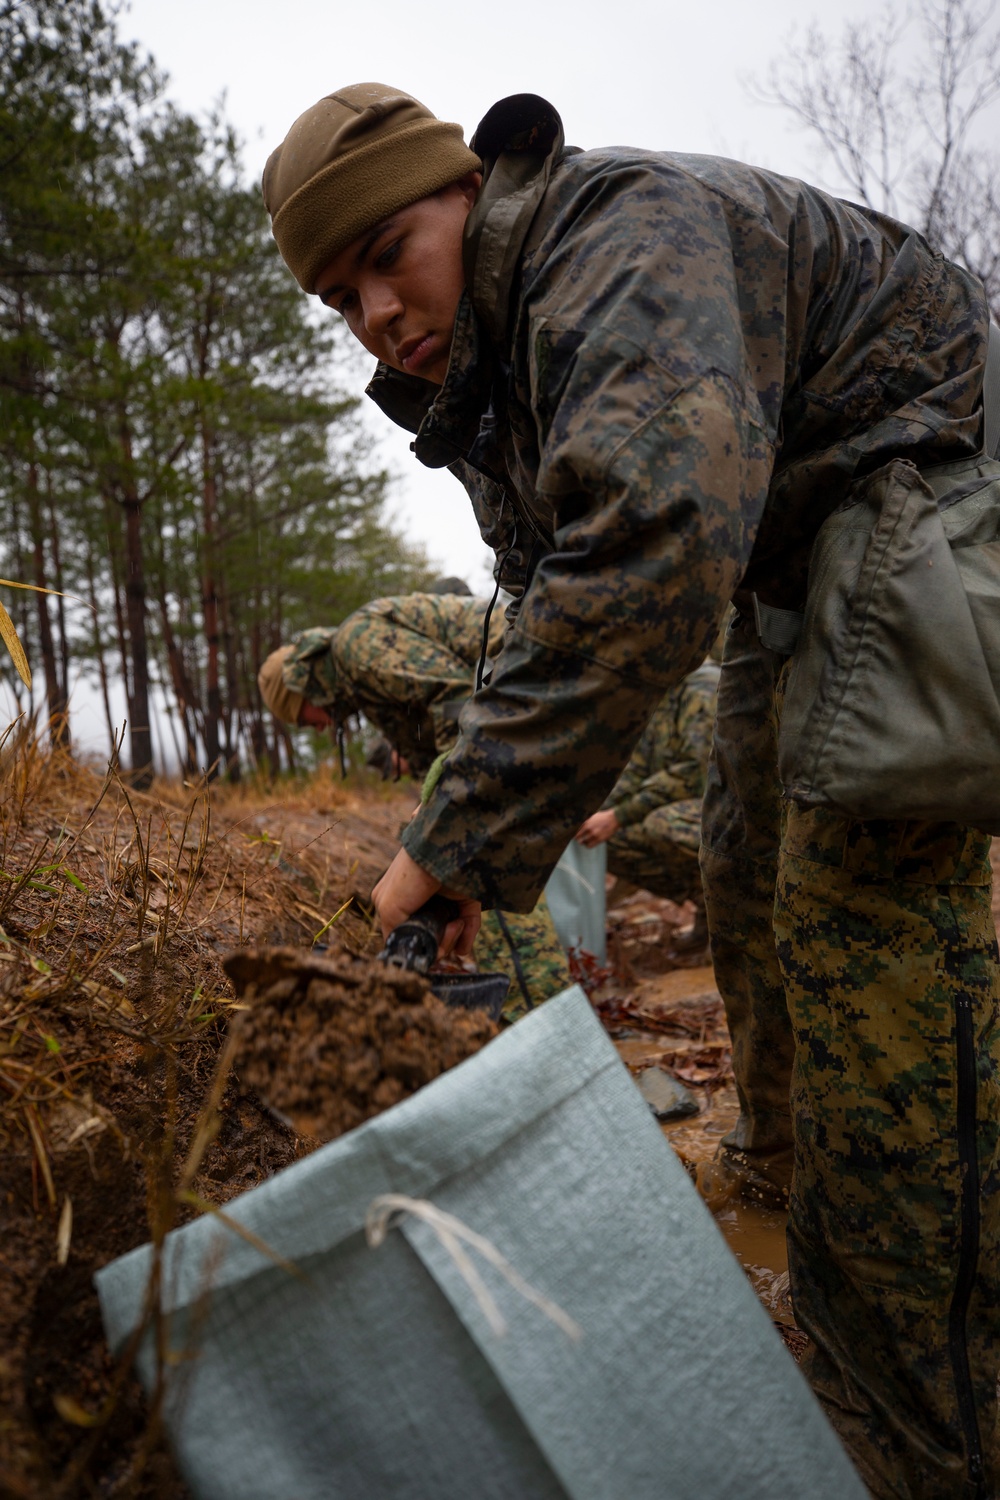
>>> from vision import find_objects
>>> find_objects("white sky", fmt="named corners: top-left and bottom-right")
top-left (122, 0), bottom-right (873, 589)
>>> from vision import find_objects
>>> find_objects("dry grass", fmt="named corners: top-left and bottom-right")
top-left (0, 732), bottom-right (408, 1499)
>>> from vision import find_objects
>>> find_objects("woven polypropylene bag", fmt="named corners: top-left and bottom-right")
top-left (544, 842), bottom-right (607, 963)
top-left (96, 987), bottom-right (865, 1500)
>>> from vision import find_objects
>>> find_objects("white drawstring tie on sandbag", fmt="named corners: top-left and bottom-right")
top-left (365, 1193), bottom-right (583, 1342)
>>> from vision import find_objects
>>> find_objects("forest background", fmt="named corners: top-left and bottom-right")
top-left (0, 0), bottom-right (433, 788)
top-left (2, 0), bottom-right (998, 787)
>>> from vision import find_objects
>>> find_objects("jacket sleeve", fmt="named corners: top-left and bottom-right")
top-left (403, 165), bottom-right (773, 910)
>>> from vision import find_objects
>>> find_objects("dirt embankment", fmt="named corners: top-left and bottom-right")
top-left (0, 740), bottom-right (430, 1499)
top-left (0, 740), bottom-right (730, 1500)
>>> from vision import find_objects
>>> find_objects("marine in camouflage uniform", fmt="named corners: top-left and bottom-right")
top-left (265, 88), bottom-right (998, 1495)
top-left (279, 592), bottom-right (506, 775)
top-left (598, 661), bottom-right (718, 902)
top-left (270, 594), bottom-right (570, 1017)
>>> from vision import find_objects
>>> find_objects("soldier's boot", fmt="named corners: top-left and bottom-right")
top-left (672, 900), bottom-right (709, 955)
top-left (777, 807), bottom-right (1000, 1500)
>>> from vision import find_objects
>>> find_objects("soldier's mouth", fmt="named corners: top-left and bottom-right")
top-left (398, 334), bottom-right (436, 373)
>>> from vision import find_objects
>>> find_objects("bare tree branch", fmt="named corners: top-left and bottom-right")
top-left (749, 0), bottom-right (1000, 321)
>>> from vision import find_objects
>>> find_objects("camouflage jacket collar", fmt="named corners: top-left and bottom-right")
top-left (463, 93), bottom-right (565, 346)
top-left (365, 94), bottom-right (567, 466)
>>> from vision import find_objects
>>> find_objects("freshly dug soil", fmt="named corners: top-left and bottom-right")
top-left (224, 947), bottom-right (498, 1141)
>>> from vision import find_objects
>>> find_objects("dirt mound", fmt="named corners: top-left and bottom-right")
top-left (224, 947), bottom-right (497, 1141)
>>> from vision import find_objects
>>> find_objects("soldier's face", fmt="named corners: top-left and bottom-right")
top-left (315, 174), bottom-right (481, 385)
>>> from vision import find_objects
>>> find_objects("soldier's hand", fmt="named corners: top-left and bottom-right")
top-left (576, 809), bottom-right (619, 847)
top-left (372, 847), bottom-right (482, 960)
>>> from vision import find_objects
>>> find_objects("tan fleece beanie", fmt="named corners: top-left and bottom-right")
top-left (263, 83), bottom-right (481, 293)
top-left (258, 646), bottom-right (304, 726)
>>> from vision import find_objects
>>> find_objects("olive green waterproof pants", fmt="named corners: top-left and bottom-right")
top-left (701, 613), bottom-right (1000, 1500)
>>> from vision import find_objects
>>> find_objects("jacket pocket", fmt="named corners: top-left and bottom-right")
top-left (779, 455), bottom-right (1000, 831)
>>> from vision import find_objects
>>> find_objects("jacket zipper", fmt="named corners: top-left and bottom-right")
top-left (948, 991), bottom-right (986, 1495)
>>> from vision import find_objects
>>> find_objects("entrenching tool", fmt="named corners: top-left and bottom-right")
top-left (378, 894), bottom-right (509, 1021)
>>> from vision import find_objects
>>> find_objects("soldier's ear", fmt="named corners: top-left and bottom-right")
top-left (438, 171), bottom-right (481, 211)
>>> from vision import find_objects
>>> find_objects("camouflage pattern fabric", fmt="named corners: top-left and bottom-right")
top-left (700, 615), bottom-right (797, 1203)
top-left (280, 595), bottom-right (505, 775)
top-left (474, 895), bottom-right (571, 1023)
top-left (365, 95), bottom-right (988, 913)
top-left (606, 807), bottom-right (702, 903)
top-left (279, 626), bottom-right (342, 713)
top-left (702, 614), bottom-right (1000, 1498)
top-left (604, 663), bottom-right (718, 901)
top-left (778, 808), bottom-right (1000, 1500)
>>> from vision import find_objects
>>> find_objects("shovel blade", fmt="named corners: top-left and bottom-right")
top-left (429, 971), bottom-right (509, 1022)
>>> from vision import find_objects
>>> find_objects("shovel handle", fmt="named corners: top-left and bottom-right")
top-left (378, 895), bottom-right (461, 973)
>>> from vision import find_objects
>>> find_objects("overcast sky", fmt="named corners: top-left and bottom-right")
top-left (121, 0), bottom-right (872, 588)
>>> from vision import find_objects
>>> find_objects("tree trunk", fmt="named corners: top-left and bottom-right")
top-left (218, 569), bottom-right (241, 781)
top-left (44, 476), bottom-right (71, 727)
top-left (121, 493), bottom-right (153, 783)
top-left (104, 491), bottom-right (133, 727)
top-left (7, 485), bottom-right (36, 719)
top-left (199, 422), bottom-right (222, 778)
top-left (151, 518), bottom-right (203, 775)
top-left (115, 415), bottom-right (153, 787)
top-left (84, 549), bottom-right (117, 761)
top-left (155, 648), bottom-right (188, 776)
top-left (26, 460), bottom-right (70, 745)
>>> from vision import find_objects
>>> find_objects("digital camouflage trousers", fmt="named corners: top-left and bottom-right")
top-left (473, 893), bottom-right (571, 1023)
top-left (700, 613), bottom-right (1000, 1500)
top-left (606, 798), bottom-right (703, 904)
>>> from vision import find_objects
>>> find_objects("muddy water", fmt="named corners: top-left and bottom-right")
top-left (612, 978), bottom-right (792, 1325)
top-left (658, 1088), bottom-right (792, 1320)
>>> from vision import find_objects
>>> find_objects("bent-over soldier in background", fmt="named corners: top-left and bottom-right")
top-left (262, 592), bottom-right (505, 775)
top-left (258, 592), bottom-right (570, 1019)
top-left (576, 660), bottom-right (719, 951)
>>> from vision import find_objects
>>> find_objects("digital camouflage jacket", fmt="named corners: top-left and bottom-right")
top-left (606, 661), bottom-right (719, 828)
top-left (281, 594), bottom-right (504, 774)
top-left (368, 94), bottom-right (988, 910)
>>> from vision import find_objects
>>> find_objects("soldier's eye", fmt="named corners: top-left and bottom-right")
top-left (375, 241), bottom-right (401, 271)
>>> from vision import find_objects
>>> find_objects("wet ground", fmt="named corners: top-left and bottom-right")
top-left (607, 960), bottom-right (800, 1351)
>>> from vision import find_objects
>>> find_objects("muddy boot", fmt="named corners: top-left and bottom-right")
top-left (695, 1146), bottom-right (792, 1213)
top-left (672, 903), bottom-right (709, 954)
